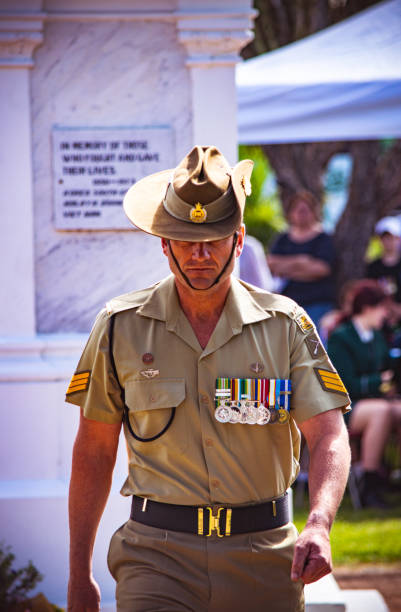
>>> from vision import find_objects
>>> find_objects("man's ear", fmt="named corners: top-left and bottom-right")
top-left (235, 225), bottom-right (245, 257)
top-left (161, 237), bottom-right (169, 256)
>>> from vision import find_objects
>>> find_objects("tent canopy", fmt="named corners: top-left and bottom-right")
top-left (236, 0), bottom-right (401, 144)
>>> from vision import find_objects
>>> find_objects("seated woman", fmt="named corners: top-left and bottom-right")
top-left (328, 281), bottom-right (400, 507)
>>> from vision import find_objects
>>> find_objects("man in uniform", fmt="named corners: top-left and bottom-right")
top-left (66, 145), bottom-right (351, 611)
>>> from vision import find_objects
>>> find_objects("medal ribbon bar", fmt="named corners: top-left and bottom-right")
top-left (214, 378), bottom-right (292, 425)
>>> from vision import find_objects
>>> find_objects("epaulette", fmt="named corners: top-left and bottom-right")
top-left (253, 291), bottom-right (299, 319)
top-left (238, 280), bottom-right (316, 336)
top-left (252, 293), bottom-right (316, 334)
top-left (105, 282), bottom-right (161, 316)
top-left (238, 280), bottom-right (299, 320)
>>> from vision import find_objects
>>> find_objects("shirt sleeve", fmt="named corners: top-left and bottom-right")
top-left (65, 309), bottom-right (124, 424)
top-left (288, 307), bottom-right (351, 424)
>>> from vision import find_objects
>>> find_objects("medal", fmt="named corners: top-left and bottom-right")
top-left (229, 403), bottom-right (242, 424)
top-left (238, 401), bottom-right (250, 424)
top-left (269, 407), bottom-right (277, 423)
top-left (277, 408), bottom-right (290, 424)
top-left (214, 378), bottom-right (292, 425)
top-left (257, 405), bottom-right (271, 425)
top-left (245, 403), bottom-right (259, 425)
top-left (277, 379), bottom-right (291, 423)
top-left (215, 405), bottom-right (231, 423)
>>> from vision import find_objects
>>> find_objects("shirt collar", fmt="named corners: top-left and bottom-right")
top-left (137, 274), bottom-right (271, 329)
top-left (224, 277), bottom-right (272, 330)
top-left (136, 275), bottom-right (176, 323)
top-left (351, 318), bottom-right (374, 343)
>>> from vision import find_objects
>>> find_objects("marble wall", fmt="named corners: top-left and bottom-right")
top-left (0, 1), bottom-right (255, 606)
top-left (32, 19), bottom-right (191, 332)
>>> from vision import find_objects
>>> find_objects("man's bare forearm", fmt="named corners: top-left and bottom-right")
top-left (291, 409), bottom-right (350, 583)
top-left (69, 449), bottom-right (114, 579)
top-left (68, 413), bottom-right (121, 581)
top-left (305, 421), bottom-right (350, 530)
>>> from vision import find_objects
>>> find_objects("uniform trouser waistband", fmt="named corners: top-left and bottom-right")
top-left (130, 493), bottom-right (289, 537)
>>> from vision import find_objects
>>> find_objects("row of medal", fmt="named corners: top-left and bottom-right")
top-left (214, 378), bottom-right (291, 425)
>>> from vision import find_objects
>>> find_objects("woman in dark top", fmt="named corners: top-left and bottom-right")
top-left (328, 282), bottom-right (400, 507)
top-left (268, 191), bottom-right (335, 332)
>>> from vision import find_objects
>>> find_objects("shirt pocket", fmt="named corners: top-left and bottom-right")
top-left (124, 378), bottom-right (187, 452)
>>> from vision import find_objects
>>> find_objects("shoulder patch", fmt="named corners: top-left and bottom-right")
top-left (305, 333), bottom-right (326, 359)
top-left (296, 312), bottom-right (315, 333)
top-left (314, 368), bottom-right (348, 396)
top-left (66, 370), bottom-right (91, 396)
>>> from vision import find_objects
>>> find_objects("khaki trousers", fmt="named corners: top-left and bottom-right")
top-left (107, 519), bottom-right (304, 612)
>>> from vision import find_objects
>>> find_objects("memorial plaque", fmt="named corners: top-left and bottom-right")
top-left (52, 126), bottom-right (173, 230)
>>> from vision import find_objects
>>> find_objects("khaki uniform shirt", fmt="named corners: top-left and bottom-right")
top-left (66, 275), bottom-right (350, 506)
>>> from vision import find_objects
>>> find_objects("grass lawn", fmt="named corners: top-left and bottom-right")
top-left (293, 492), bottom-right (401, 566)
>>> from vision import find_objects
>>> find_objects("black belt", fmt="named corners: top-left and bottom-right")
top-left (130, 493), bottom-right (289, 537)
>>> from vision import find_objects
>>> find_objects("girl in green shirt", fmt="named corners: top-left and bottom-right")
top-left (328, 281), bottom-right (400, 507)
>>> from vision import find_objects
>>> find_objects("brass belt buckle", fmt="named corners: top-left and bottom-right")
top-left (198, 506), bottom-right (232, 537)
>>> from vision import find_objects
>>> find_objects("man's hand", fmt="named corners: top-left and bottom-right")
top-left (67, 576), bottom-right (101, 611)
top-left (68, 412), bottom-right (121, 612)
top-left (291, 523), bottom-right (332, 584)
top-left (294, 410), bottom-right (350, 584)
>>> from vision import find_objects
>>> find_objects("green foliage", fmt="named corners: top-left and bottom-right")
top-left (366, 235), bottom-right (383, 263)
top-left (239, 145), bottom-right (286, 250)
top-left (0, 543), bottom-right (43, 607)
top-left (330, 518), bottom-right (401, 564)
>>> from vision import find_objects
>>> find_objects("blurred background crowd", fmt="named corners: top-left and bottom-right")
top-left (235, 0), bottom-right (401, 517)
top-left (238, 188), bottom-right (401, 510)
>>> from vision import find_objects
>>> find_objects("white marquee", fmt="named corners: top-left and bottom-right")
top-left (237, 0), bottom-right (401, 143)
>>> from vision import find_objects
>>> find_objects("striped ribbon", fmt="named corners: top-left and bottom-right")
top-left (283, 379), bottom-right (291, 410)
top-left (215, 378), bottom-right (292, 411)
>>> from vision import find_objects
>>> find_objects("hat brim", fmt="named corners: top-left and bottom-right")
top-left (123, 159), bottom-right (253, 241)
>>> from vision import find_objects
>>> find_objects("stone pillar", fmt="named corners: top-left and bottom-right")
top-left (177, 2), bottom-right (255, 163)
top-left (0, 16), bottom-right (43, 335)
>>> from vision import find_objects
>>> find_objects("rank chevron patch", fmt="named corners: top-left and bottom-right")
top-left (66, 370), bottom-right (91, 395)
top-left (314, 368), bottom-right (347, 396)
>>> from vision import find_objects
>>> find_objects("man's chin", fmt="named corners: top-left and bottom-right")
top-left (176, 271), bottom-right (217, 289)
top-left (187, 278), bottom-right (216, 290)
